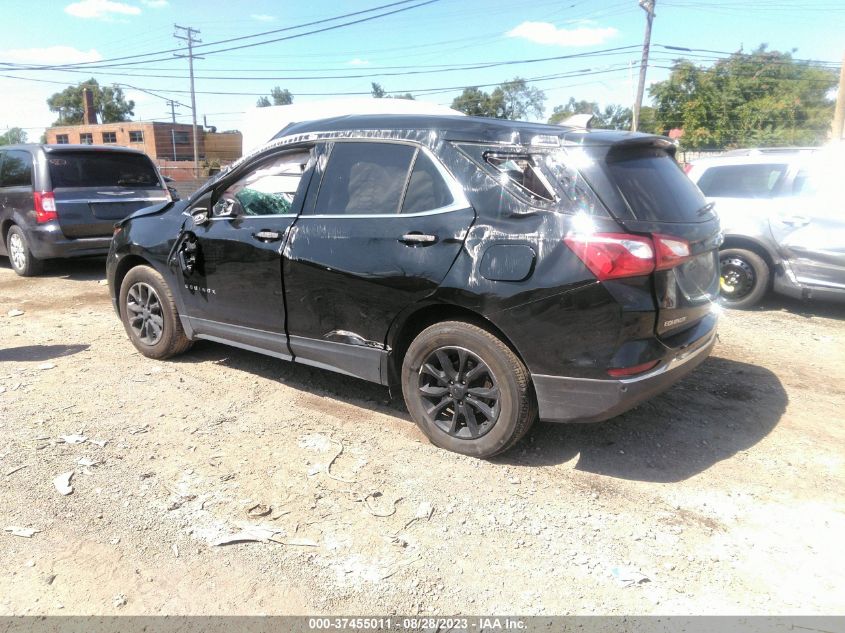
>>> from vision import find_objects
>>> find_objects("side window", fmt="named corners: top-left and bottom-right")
top-left (313, 142), bottom-right (416, 215)
top-left (401, 152), bottom-right (453, 213)
top-left (0, 150), bottom-right (33, 188)
top-left (219, 150), bottom-right (312, 217)
top-left (696, 164), bottom-right (787, 198)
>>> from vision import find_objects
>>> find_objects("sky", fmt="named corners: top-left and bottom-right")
top-left (1, 0), bottom-right (844, 140)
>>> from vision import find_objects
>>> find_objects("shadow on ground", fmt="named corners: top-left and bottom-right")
top-left (0, 344), bottom-right (90, 362)
top-left (0, 256), bottom-right (106, 281)
top-left (173, 343), bottom-right (786, 483)
top-left (755, 295), bottom-right (845, 320)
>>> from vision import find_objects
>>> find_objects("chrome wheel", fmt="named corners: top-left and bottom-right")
top-left (417, 346), bottom-right (501, 439)
top-left (8, 233), bottom-right (26, 271)
top-left (126, 282), bottom-right (164, 345)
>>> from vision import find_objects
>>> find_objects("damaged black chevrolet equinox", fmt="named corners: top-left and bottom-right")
top-left (108, 114), bottom-right (721, 457)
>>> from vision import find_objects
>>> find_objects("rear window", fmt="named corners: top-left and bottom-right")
top-left (696, 163), bottom-right (787, 198)
top-left (47, 151), bottom-right (161, 189)
top-left (607, 148), bottom-right (711, 223)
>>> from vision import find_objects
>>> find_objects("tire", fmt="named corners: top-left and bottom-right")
top-left (6, 225), bottom-right (43, 277)
top-left (118, 265), bottom-right (192, 360)
top-left (719, 248), bottom-right (770, 309)
top-left (401, 320), bottom-right (536, 458)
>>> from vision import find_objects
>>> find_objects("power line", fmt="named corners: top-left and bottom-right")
top-left (174, 24), bottom-right (201, 176)
top-left (0, 0), bottom-right (440, 72)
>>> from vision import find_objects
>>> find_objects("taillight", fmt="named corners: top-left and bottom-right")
top-left (564, 233), bottom-right (655, 280)
top-left (33, 191), bottom-right (58, 223)
top-left (653, 234), bottom-right (692, 270)
top-left (564, 232), bottom-right (692, 280)
top-left (683, 163), bottom-right (693, 174)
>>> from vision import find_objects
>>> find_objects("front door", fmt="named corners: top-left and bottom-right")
top-left (179, 147), bottom-right (314, 356)
top-left (283, 140), bottom-right (475, 382)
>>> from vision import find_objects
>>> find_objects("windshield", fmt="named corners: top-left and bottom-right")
top-left (48, 152), bottom-right (161, 189)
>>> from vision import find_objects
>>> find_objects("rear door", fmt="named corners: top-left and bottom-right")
top-left (580, 141), bottom-right (721, 338)
top-left (283, 140), bottom-right (475, 382)
top-left (46, 150), bottom-right (169, 238)
top-left (0, 150), bottom-right (35, 244)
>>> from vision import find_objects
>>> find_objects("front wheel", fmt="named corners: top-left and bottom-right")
top-left (119, 265), bottom-right (192, 359)
top-left (719, 248), bottom-right (770, 309)
top-left (401, 321), bottom-right (536, 458)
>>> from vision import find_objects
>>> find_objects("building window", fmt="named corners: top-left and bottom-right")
top-left (56, 134), bottom-right (69, 144)
top-left (129, 130), bottom-right (144, 143)
top-left (102, 131), bottom-right (117, 143)
top-left (79, 133), bottom-right (93, 145)
top-left (172, 131), bottom-right (189, 144)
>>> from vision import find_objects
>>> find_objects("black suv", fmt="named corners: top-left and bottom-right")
top-left (0, 144), bottom-right (170, 275)
top-left (108, 115), bottom-right (721, 457)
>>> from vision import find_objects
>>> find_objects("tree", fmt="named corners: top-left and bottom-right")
top-left (0, 127), bottom-right (27, 145)
top-left (369, 82), bottom-right (414, 100)
top-left (256, 96), bottom-right (271, 108)
top-left (649, 45), bottom-right (837, 149)
top-left (451, 78), bottom-right (546, 120)
top-left (548, 98), bottom-right (633, 130)
top-left (46, 78), bottom-right (134, 125)
top-left (270, 87), bottom-right (293, 105)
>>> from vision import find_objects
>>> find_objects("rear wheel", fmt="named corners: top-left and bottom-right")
top-left (6, 225), bottom-right (43, 276)
top-left (119, 265), bottom-right (192, 359)
top-left (401, 321), bottom-right (536, 458)
top-left (719, 248), bottom-right (769, 309)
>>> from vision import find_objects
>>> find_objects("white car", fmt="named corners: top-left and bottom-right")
top-left (687, 147), bottom-right (845, 308)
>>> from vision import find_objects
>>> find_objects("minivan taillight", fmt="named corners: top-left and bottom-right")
top-left (564, 232), bottom-right (692, 281)
top-left (33, 191), bottom-right (58, 223)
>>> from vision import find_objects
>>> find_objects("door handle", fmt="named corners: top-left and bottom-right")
top-left (400, 232), bottom-right (438, 245)
top-left (253, 230), bottom-right (281, 242)
top-left (779, 215), bottom-right (810, 227)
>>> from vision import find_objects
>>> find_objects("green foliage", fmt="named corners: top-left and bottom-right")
top-left (451, 77), bottom-right (545, 120)
top-left (370, 82), bottom-right (415, 100)
top-left (46, 78), bottom-right (134, 125)
top-left (270, 87), bottom-right (293, 105)
top-left (548, 98), bottom-right (634, 130)
top-left (256, 96), bottom-right (271, 108)
top-left (0, 127), bottom-right (28, 145)
top-left (648, 45), bottom-right (837, 149)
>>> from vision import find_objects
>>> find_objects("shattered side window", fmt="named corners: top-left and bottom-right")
top-left (484, 153), bottom-right (556, 203)
top-left (542, 150), bottom-right (609, 217)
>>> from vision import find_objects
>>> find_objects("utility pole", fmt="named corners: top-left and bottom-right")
top-left (166, 100), bottom-right (180, 161)
top-left (173, 24), bottom-right (201, 176)
top-left (631, 0), bottom-right (656, 132)
top-left (832, 50), bottom-right (845, 142)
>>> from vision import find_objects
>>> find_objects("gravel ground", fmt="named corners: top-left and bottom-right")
top-left (1, 257), bottom-right (843, 615)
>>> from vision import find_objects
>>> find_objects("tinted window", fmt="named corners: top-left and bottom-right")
top-left (314, 142), bottom-right (415, 215)
top-left (696, 163), bottom-right (787, 198)
top-left (220, 150), bottom-right (311, 216)
top-left (606, 149), bottom-right (711, 222)
top-left (0, 150), bottom-right (33, 188)
top-left (485, 153), bottom-right (555, 202)
top-left (402, 152), bottom-right (453, 213)
top-left (48, 152), bottom-right (160, 188)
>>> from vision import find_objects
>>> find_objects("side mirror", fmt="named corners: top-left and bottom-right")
top-left (212, 196), bottom-right (243, 219)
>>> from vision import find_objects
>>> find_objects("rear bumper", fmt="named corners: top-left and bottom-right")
top-left (26, 222), bottom-right (112, 259)
top-left (533, 325), bottom-right (717, 424)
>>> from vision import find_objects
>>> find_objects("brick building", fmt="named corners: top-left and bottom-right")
top-left (45, 121), bottom-right (206, 161)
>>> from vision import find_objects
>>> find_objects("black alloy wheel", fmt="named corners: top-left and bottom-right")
top-left (417, 346), bottom-right (501, 439)
top-left (402, 320), bottom-right (536, 458)
top-left (125, 281), bottom-right (165, 345)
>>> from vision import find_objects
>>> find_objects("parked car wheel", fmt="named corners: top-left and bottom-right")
top-left (401, 321), bottom-right (536, 458)
top-left (719, 248), bottom-right (770, 309)
top-left (119, 265), bottom-right (192, 359)
top-left (6, 225), bottom-right (43, 276)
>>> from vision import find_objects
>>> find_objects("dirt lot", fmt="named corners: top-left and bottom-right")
top-left (1, 257), bottom-right (844, 616)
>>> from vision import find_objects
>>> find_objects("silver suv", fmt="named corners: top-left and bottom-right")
top-left (687, 146), bottom-right (845, 308)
